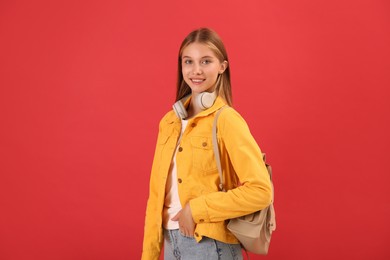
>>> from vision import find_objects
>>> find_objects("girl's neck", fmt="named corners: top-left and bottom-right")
top-left (186, 97), bottom-right (201, 119)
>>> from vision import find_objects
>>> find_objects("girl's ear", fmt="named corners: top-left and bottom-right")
top-left (219, 60), bottom-right (228, 74)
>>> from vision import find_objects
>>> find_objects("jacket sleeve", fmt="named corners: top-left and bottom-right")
top-left (190, 108), bottom-right (272, 223)
top-left (141, 118), bottom-right (166, 260)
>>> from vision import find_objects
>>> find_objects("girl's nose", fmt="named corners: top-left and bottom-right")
top-left (192, 64), bottom-right (203, 75)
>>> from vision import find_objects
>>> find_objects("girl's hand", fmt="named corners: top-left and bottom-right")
top-left (172, 203), bottom-right (196, 237)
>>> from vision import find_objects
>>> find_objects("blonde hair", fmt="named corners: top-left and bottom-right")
top-left (176, 28), bottom-right (232, 106)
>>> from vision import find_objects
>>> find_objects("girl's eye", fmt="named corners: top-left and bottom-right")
top-left (183, 60), bottom-right (192, 64)
top-left (202, 60), bottom-right (211, 64)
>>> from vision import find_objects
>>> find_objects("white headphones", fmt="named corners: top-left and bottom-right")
top-left (173, 92), bottom-right (217, 119)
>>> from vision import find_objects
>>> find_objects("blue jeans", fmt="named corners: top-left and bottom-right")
top-left (164, 229), bottom-right (243, 260)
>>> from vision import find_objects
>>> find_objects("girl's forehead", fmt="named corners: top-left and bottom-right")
top-left (182, 42), bottom-right (216, 57)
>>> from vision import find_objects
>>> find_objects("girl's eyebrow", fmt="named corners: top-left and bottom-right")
top-left (182, 55), bottom-right (214, 59)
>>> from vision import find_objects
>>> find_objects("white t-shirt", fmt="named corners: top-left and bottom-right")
top-left (162, 119), bottom-right (188, 229)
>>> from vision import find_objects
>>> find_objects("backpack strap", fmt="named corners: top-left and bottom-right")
top-left (212, 106), bottom-right (229, 192)
top-left (213, 106), bottom-right (275, 199)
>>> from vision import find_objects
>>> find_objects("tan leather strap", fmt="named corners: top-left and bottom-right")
top-left (213, 107), bottom-right (274, 197)
top-left (212, 106), bottom-right (228, 191)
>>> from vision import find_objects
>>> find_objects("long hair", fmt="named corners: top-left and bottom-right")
top-left (175, 28), bottom-right (232, 106)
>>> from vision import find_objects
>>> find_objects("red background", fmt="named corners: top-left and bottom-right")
top-left (1, 0), bottom-right (389, 259)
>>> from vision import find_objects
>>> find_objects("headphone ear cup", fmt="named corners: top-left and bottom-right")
top-left (196, 92), bottom-right (216, 110)
top-left (173, 100), bottom-right (188, 119)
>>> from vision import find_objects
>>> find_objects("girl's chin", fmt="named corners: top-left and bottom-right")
top-left (189, 85), bottom-right (213, 93)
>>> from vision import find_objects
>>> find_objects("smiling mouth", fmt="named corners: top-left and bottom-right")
top-left (191, 79), bottom-right (205, 83)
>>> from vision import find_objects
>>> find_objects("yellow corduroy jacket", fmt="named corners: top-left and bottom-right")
top-left (141, 96), bottom-right (272, 260)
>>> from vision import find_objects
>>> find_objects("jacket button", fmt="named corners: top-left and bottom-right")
top-left (178, 178), bottom-right (182, 183)
top-left (195, 232), bottom-right (199, 237)
top-left (191, 123), bottom-right (196, 127)
top-left (199, 219), bottom-right (204, 223)
top-left (202, 142), bottom-right (207, 147)
top-left (178, 147), bottom-right (183, 152)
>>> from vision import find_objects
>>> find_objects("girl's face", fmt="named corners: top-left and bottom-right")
top-left (181, 42), bottom-right (227, 94)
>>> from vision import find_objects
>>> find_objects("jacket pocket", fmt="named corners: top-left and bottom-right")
top-left (190, 136), bottom-right (218, 174)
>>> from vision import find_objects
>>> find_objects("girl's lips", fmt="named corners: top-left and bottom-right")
top-left (191, 78), bottom-right (205, 84)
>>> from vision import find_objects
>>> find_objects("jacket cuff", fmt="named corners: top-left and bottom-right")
top-left (189, 196), bottom-right (210, 223)
top-left (141, 249), bottom-right (159, 260)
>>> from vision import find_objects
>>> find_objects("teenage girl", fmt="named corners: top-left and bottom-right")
top-left (142, 28), bottom-right (272, 260)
